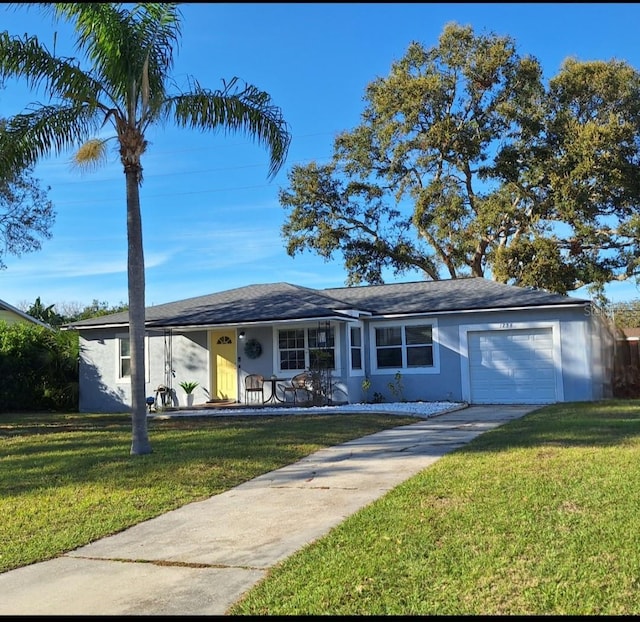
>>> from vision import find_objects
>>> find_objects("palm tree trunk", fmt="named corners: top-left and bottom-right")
top-left (125, 167), bottom-right (151, 455)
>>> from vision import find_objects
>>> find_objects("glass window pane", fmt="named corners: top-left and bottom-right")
top-left (121, 358), bottom-right (131, 378)
top-left (118, 337), bottom-right (131, 379)
top-left (375, 327), bottom-right (402, 346)
top-left (310, 348), bottom-right (335, 370)
top-left (308, 330), bottom-right (319, 348)
top-left (407, 346), bottom-right (433, 367)
top-left (406, 325), bottom-right (432, 345)
top-left (377, 347), bottom-right (402, 368)
top-left (350, 326), bottom-right (363, 370)
top-left (280, 349), bottom-right (305, 370)
top-left (309, 327), bottom-right (334, 348)
top-left (279, 329), bottom-right (306, 370)
top-left (279, 329), bottom-right (304, 349)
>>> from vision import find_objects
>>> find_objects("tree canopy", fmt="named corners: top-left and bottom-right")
top-left (21, 297), bottom-right (128, 327)
top-left (0, 119), bottom-right (55, 270)
top-left (279, 22), bottom-right (640, 301)
top-left (610, 299), bottom-right (640, 329)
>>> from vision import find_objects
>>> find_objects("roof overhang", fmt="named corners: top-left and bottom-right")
top-left (151, 314), bottom-right (362, 332)
top-left (69, 313), bottom-right (362, 333)
top-left (365, 302), bottom-right (590, 320)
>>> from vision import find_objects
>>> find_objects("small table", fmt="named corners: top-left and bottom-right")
top-left (264, 376), bottom-right (288, 404)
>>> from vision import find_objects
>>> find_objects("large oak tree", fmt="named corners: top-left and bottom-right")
top-left (280, 23), bottom-right (640, 300)
top-left (0, 119), bottom-right (54, 270)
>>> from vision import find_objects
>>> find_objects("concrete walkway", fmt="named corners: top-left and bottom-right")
top-left (0, 404), bottom-right (539, 615)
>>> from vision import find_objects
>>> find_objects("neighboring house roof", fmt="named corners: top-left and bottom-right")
top-left (0, 298), bottom-right (52, 329)
top-left (65, 277), bottom-right (591, 331)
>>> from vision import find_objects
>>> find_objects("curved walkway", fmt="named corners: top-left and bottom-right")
top-left (0, 404), bottom-right (539, 615)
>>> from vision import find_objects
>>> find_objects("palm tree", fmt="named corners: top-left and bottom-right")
top-left (0, 3), bottom-right (290, 454)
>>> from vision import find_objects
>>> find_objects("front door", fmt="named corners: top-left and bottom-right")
top-left (209, 330), bottom-right (238, 400)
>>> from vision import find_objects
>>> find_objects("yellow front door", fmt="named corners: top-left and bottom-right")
top-left (209, 330), bottom-right (238, 400)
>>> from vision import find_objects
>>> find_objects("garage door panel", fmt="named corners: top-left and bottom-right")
top-left (468, 328), bottom-right (556, 404)
top-left (487, 354), bottom-right (512, 363)
top-left (512, 369), bottom-right (555, 384)
top-left (511, 334), bottom-right (534, 343)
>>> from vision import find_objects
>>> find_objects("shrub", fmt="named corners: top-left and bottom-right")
top-left (0, 321), bottom-right (79, 411)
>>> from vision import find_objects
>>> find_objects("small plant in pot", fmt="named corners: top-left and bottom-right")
top-left (179, 380), bottom-right (199, 407)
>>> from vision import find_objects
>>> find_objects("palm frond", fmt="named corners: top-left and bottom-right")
top-left (131, 3), bottom-right (183, 72)
top-left (0, 31), bottom-right (106, 106)
top-left (168, 79), bottom-right (291, 179)
top-left (39, 3), bottom-right (181, 123)
top-left (0, 104), bottom-right (101, 173)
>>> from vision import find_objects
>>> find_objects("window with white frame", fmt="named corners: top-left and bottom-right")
top-left (373, 322), bottom-right (434, 371)
top-left (308, 325), bottom-right (335, 369)
top-left (406, 324), bottom-right (433, 366)
top-left (277, 326), bottom-right (336, 372)
top-left (116, 334), bottom-right (150, 382)
top-left (278, 328), bottom-right (306, 370)
top-left (118, 335), bottom-right (131, 379)
top-left (350, 325), bottom-right (363, 373)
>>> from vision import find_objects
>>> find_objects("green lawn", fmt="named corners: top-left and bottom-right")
top-left (2, 401), bottom-right (640, 615)
top-left (0, 411), bottom-right (417, 574)
top-left (229, 400), bottom-right (640, 615)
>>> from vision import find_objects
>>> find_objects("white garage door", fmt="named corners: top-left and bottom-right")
top-left (468, 328), bottom-right (557, 404)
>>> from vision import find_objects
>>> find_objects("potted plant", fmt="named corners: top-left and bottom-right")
top-left (179, 380), bottom-right (199, 407)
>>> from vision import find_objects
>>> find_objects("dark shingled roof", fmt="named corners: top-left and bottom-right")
top-left (67, 283), bottom-right (354, 328)
top-left (66, 277), bottom-right (590, 330)
top-left (322, 277), bottom-right (588, 315)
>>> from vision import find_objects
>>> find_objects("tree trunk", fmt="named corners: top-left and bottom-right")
top-left (125, 167), bottom-right (151, 455)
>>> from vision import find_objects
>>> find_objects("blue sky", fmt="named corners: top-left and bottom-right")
top-left (1, 2), bottom-right (640, 310)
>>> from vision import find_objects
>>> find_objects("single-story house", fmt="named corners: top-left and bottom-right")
top-left (65, 277), bottom-right (614, 413)
top-left (0, 298), bottom-right (51, 328)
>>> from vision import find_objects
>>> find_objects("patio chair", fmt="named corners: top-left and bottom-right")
top-left (282, 372), bottom-right (314, 405)
top-left (244, 374), bottom-right (265, 404)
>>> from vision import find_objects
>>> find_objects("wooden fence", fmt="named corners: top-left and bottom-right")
top-left (613, 336), bottom-right (640, 398)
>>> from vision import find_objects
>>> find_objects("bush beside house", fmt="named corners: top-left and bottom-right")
top-left (0, 321), bottom-right (79, 411)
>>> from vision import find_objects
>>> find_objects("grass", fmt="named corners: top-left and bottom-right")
top-left (228, 400), bottom-right (640, 616)
top-left (0, 411), bottom-right (417, 574)
top-left (3, 401), bottom-right (640, 615)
